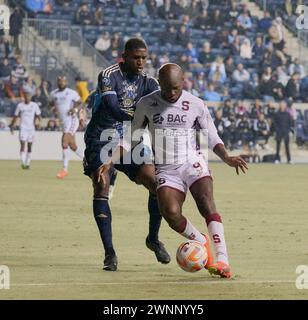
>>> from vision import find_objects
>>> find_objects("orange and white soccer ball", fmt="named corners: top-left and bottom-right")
top-left (176, 240), bottom-right (208, 272)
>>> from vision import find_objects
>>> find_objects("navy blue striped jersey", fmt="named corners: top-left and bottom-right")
top-left (85, 62), bottom-right (159, 144)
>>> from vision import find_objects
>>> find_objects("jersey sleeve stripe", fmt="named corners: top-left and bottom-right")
top-left (101, 91), bottom-right (117, 96)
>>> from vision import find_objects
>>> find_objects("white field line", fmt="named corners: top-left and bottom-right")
top-left (10, 280), bottom-right (295, 287)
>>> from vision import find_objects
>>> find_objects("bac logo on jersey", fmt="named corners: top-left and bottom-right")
top-left (167, 114), bottom-right (187, 123)
top-left (153, 113), bottom-right (164, 124)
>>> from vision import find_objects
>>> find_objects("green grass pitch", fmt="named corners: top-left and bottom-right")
top-left (0, 160), bottom-right (308, 299)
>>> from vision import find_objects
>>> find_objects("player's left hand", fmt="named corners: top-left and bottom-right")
top-left (97, 161), bottom-right (112, 184)
top-left (225, 156), bottom-right (248, 175)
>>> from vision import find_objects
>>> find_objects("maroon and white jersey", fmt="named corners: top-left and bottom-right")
top-left (123, 90), bottom-right (223, 168)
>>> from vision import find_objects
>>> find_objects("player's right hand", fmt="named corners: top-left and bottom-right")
top-left (9, 125), bottom-right (14, 135)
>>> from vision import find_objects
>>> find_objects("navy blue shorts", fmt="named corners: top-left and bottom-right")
top-left (83, 143), bottom-right (144, 182)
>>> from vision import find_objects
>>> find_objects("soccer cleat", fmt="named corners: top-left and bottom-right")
top-left (203, 234), bottom-right (214, 269)
top-left (24, 165), bottom-right (30, 170)
top-left (146, 236), bottom-right (171, 264)
top-left (103, 254), bottom-right (118, 271)
top-left (208, 261), bottom-right (232, 278)
top-left (56, 169), bottom-right (68, 179)
top-left (21, 164), bottom-right (26, 169)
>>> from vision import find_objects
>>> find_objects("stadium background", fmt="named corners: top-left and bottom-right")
top-left (0, 0), bottom-right (308, 300)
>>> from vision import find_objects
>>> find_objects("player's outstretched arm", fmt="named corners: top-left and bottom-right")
top-left (213, 143), bottom-right (248, 175)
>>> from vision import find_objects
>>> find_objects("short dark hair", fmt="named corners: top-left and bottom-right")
top-left (124, 38), bottom-right (147, 52)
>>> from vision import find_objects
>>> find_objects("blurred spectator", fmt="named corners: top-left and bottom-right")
top-left (94, 6), bottom-right (104, 25)
top-left (228, 0), bottom-right (239, 21)
top-left (265, 100), bottom-right (276, 121)
top-left (39, 79), bottom-right (51, 101)
top-left (243, 73), bottom-right (260, 99)
top-left (144, 59), bottom-right (156, 78)
top-left (203, 83), bottom-right (221, 102)
top-left (253, 112), bottom-right (270, 147)
top-left (75, 3), bottom-right (92, 25)
top-left (95, 32), bottom-right (111, 55)
top-left (4, 74), bottom-right (25, 103)
top-left (9, 7), bottom-right (24, 55)
top-left (258, 11), bottom-right (272, 33)
top-left (149, 52), bottom-right (159, 68)
top-left (0, 37), bottom-right (13, 58)
top-left (224, 56), bottom-right (235, 78)
top-left (240, 38), bottom-right (252, 59)
top-left (288, 58), bottom-right (305, 79)
top-left (198, 41), bottom-right (214, 67)
top-left (175, 24), bottom-right (190, 47)
top-left (0, 58), bottom-right (12, 82)
top-left (45, 119), bottom-right (60, 131)
top-left (250, 99), bottom-right (264, 119)
top-left (209, 56), bottom-right (227, 84)
top-left (221, 99), bottom-right (235, 119)
top-left (193, 72), bottom-right (207, 94)
top-left (158, 52), bottom-right (170, 66)
top-left (234, 100), bottom-right (248, 117)
top-left (111, 32), bottom-right (123, 50)
top-left (276, 66), bottom-right (289, 87)
top-left (262, 43), bottom-right (283, 70)
top-left (75, 76), bottom-right (90, 104)
top-left (259, 73), bottom-right (276, 102)
top-left (32, 88), bottom-right (49, 117)
top-left (132, 0), bottom-right (148, 19)
top-left (177, 54), bottom-right (190, 70)
top-left (274, 101), bottom-right (292, 163)
top-left (286, 72), bottom-right (300, 100)
top-left (22, 76), bottom-right (37, 95)
top-left (12, 56), bottom-right (28, 80)
top-left (236, 114), bottom-right (253, 148)
top-left (147, 0), bottom-right (158, 18)
top-left (185, 0), bottom-right (201, 21)
top-left (209, 9), bottom-right (224, 29)
top-left (223, 113), bottom-right (238, 150)
top-left (185, 42), bottom-right (199, 64)
top-left (271, 74), bottom-right (285, 101)
top-left (212, 28), bottom-right (229, 50)
top-left (252, 36), bottom-right (266, 59)
top-left (228, 28), bottom-right (238, 45)
top-left (232, 63), bottom-right (250, 83)
top-left (194, 9), bottom-right (210, 30)
top-left (214, 109), bottom-right (228, 145)
top-left (183, 78), bottom-right (199, 96)
top-left (230, 35), bottom-right (241, 56)
top-left (208, 9), bottom-right (224, 28)
top-left (237, 10), bottom-right (252, 31)
top-left (268, 17), bottom-right (285, 51)
top-left (105, 42), bottom-right (121, 62)
top-left (161, 25), bottom-right (177, 45)
top-left (286, 98), bottom-right (297, 122)
top-left (158, 0), bottom-right (175, 20)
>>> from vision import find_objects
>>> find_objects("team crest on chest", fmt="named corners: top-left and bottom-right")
top-left (121, 81), bottom-right (138, 108)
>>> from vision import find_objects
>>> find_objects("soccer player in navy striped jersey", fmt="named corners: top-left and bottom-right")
top-left (84, 38), bottom-right (170, 271)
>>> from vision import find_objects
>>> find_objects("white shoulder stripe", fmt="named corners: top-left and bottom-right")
top-left (101, 64), bottom-right (120, 77)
